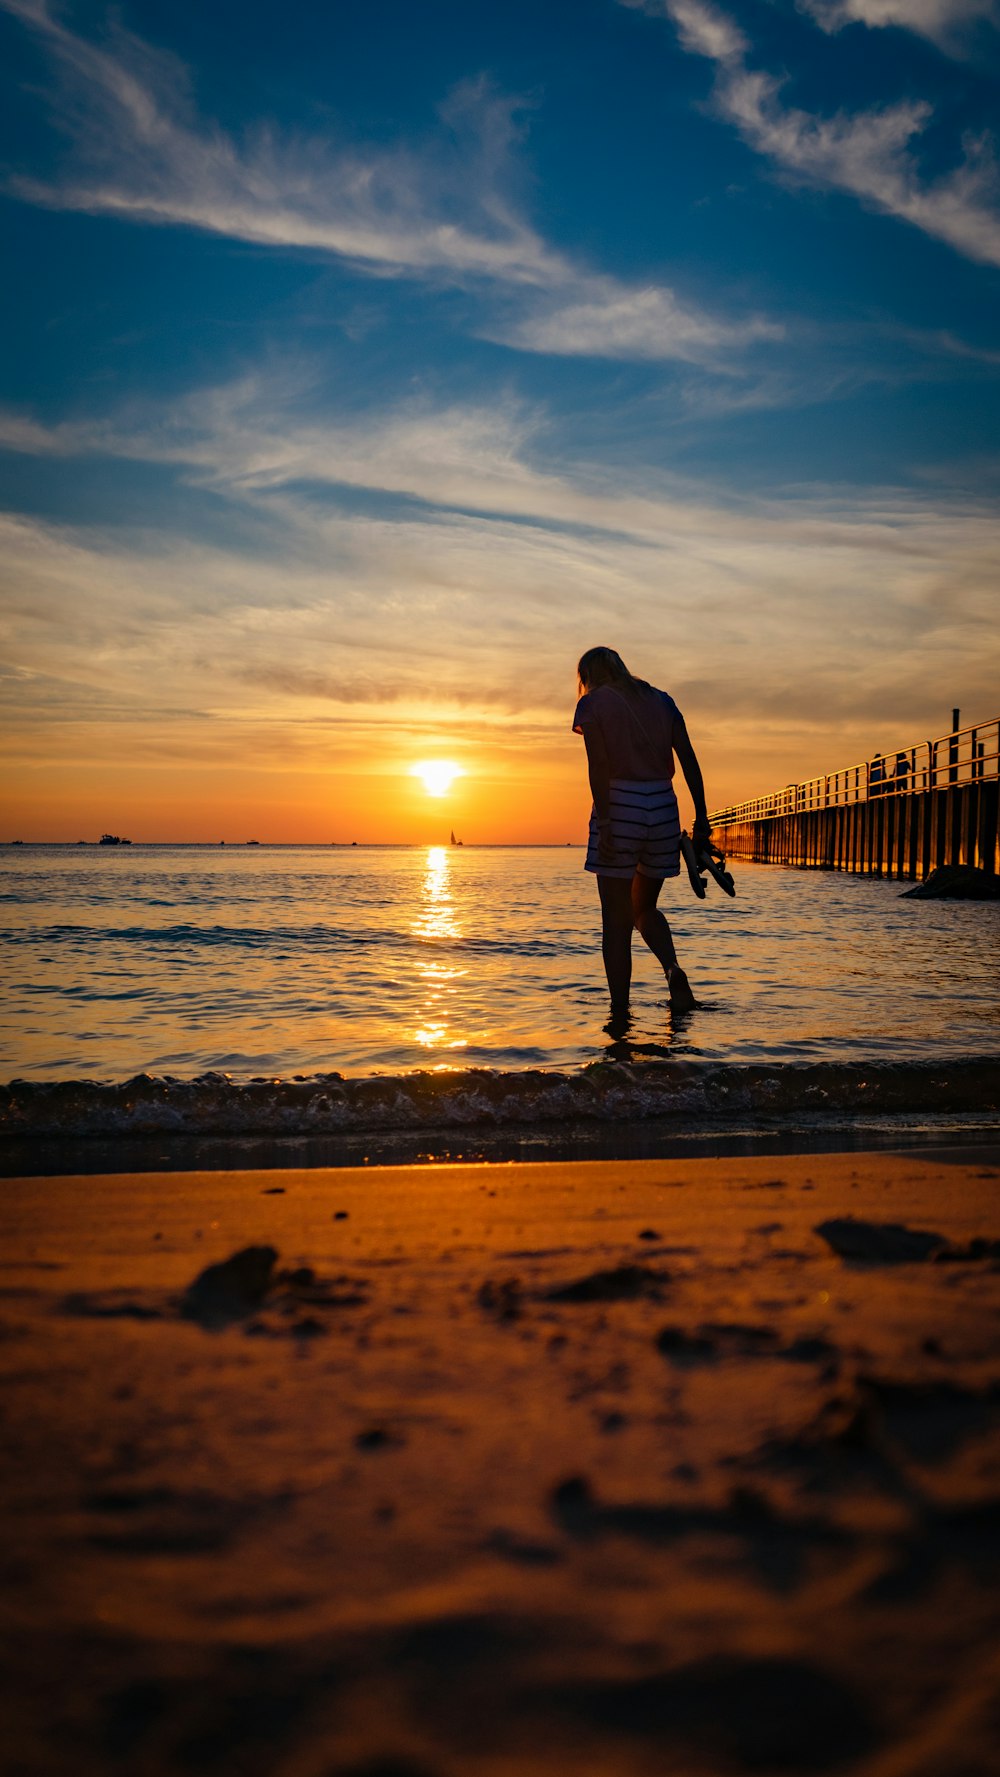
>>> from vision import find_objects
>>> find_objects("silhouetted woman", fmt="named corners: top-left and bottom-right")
top-left (573, 645), bottom-right (710, 1018)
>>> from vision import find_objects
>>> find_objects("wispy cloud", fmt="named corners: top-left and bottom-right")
top-left (2, 0), bottom-right (552, 282)
top-left (482, 275), bottom-right (780, 362)
top-left (647, 0), bottom-right (1000, 266)
top-left (798, 0), bottom-right (999, 50)
top-left (2, 379), bottom-right (998, 805)
top-left (0, 0), bottom-right (774, 367)
top-left (660, 0), bottom-right (748, 58)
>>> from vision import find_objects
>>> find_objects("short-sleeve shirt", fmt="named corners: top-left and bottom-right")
top-left (573, 684), bottom-right (682, 781)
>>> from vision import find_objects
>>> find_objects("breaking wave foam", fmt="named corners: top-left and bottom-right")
top-left (3, 1058), bottom-right (998, 1141)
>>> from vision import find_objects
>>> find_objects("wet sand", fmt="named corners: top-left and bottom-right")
top-left (2, 1149), bottom-right (1000, 1776)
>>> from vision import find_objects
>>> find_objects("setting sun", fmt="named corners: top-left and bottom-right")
top-left (412, 759), bottom-right (462, 797)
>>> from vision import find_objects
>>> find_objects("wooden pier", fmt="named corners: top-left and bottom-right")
top-left (710, 714), bottom-right (1000, 881)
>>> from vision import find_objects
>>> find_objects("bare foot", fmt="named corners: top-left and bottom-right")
top-left (668, 966), bottom-right (696, 1013)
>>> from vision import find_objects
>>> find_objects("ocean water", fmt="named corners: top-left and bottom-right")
top-left (1, 843), bottom-right (998, 1151)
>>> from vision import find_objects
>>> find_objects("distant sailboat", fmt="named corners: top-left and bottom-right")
top-left (450, 829), bottom-right (462, 846)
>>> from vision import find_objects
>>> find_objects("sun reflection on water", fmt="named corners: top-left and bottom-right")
top-left (411, 846), bottom-right (468, 1056)
top-left (412, 846), bottom-right (457, 941)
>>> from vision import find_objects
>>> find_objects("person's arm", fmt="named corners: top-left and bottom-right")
top-left (673, 717), bottom-right (711, 841)
top-left (583, 722), bottom-right (618, 862)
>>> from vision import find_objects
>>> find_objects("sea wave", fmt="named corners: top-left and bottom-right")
top-left (3, 1057), bottom-right (998, 1140)
top-left (3, 922), bottom-right (582, 957)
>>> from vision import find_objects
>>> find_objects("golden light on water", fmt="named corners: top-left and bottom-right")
top-left (411, 845), bottom-right (468, 1057)
top-left (412, 759), bottom-right (462, 797)
top-left (412, 846), bottom-right (457, 941)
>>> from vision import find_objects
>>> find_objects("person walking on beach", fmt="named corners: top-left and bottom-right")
top-left (573, 645), bottom-right (711, 1021)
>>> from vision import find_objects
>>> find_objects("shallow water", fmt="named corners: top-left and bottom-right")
top-left (2, 843), bottom-right (997, 1082)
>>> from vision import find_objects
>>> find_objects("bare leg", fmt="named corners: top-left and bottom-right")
top-left (632, 875), bottom-right (696, 1011)
top-left (597, 876), bottom-right (634, 1009)
top-left (631, 874), bottom-right (677, 970)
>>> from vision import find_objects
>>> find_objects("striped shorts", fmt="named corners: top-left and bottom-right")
top-left (585, 779), bottom-right (681, 881)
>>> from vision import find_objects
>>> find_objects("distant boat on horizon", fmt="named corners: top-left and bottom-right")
top-left (99, 834), bottom-right (131, 846)
top-left (450, 830), bottom-right (462, 846)
top-left (246, 839), bottom-right (260, 845)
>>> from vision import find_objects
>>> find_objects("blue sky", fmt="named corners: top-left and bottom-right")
top-left (1, 0), bottom-right (998, 838)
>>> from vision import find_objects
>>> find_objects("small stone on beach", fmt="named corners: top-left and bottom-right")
top-left (355, 1426), bottom-right (401, 1452)
top-left (815, 1218), bottom-right (947, 1264)
top-left (180, 1245), bottom-right (278, 1327)
top-left (544, 1265), bottom-right (668, 1303)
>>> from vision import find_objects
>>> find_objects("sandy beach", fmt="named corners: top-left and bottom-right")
top-left (3, 1147), bottom-right (1000, 1776)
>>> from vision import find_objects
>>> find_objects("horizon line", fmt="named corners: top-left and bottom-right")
top-left (1, 839), bottom-right (585, 849)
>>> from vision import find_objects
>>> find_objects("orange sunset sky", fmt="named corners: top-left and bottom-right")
top-left (2, 490), bottom-right (997, 845)
top-left (1, 0), bottom-right (998, 843)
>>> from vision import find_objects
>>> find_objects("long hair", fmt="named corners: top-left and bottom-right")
top-left (577, 646), bottom-right (652, 697)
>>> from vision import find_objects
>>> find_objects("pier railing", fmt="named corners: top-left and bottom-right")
top-left (709, 715), bottom-right (999, 828)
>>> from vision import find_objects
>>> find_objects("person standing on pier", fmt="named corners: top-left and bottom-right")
top-left (573, 645), bottom-right (711, 1023)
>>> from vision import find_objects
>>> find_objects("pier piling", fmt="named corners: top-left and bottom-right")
top-left (710, 717), bottom-right (999, 880)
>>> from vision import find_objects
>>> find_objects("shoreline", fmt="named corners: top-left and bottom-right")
top-left (4, 1057), bottom-right (999, 1174)
top-left (4, 1114), bottom-right (1000, 1178)
top-left (4, 1148), bottom-right (1000, 1774)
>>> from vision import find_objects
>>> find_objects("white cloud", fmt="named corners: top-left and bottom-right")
top-left (660, 0), bottom-right (1000, 266)
top-left (660, 0), bottom-right (747, 60)
top-left (0, 369), bottom-right (765, 540)
top-left (2, 0), bottom-right (553, 284)
top-left (484, 275), bottom-right (781, 362)
top-left (0, 0), bottom-right (773, 367)
top-left (799, 0), bottom-right (999, 48)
